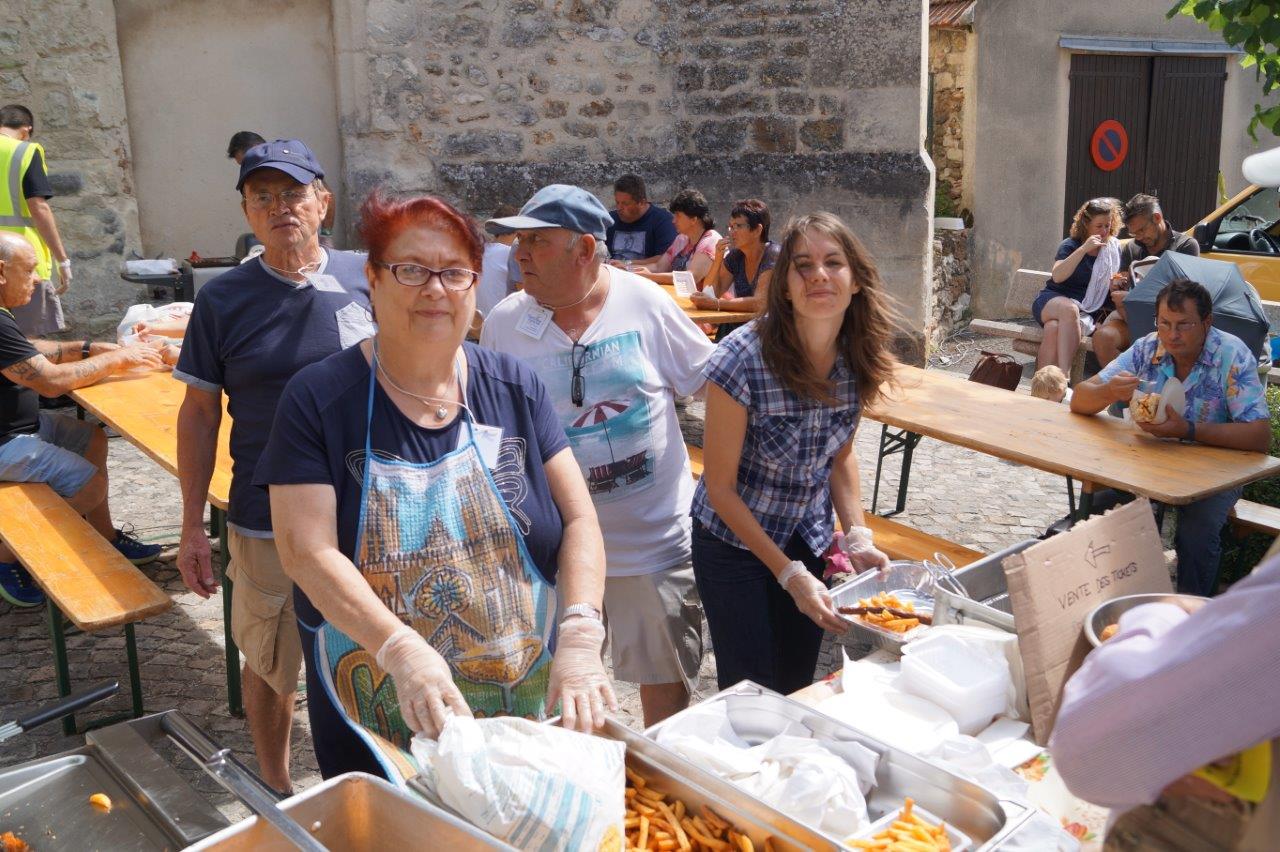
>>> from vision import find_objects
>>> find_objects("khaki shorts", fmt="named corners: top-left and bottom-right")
top-left (602, 562), bottom-right (703, 694)
top-left (228, 530), bottom-right (303, 695)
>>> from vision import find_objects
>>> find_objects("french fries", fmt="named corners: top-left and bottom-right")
top-left (616, 766), bottom-right (767, 852)
top-left (1132, 392), bottom-right (1161, 424)
top-left (848, 798), bottom-right (952, 851)
top-left (839, 593), bottom-right (927, 634)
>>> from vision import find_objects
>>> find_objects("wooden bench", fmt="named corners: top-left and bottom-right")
top-left (685, 445), bottom-right (983, 567)
top-left (1230, 499), bottom-right (1280, 537)
top-left (967, 268), bottom-right (1094, 384)
top-left (0, 482), bottom-right (171, 734)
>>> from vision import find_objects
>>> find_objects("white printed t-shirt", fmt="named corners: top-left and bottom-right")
top-left (481, 266), bottom-right (713, 576)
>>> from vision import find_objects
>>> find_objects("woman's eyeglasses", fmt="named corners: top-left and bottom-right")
top-left (571, 342), bottom-right (590, 406)
top-left (373, 262), bottom-right (478, 290)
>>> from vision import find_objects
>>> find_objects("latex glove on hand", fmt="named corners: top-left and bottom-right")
top-left (56, 260), bottom-right (71, 295)
top-left (839, 525), bottom-right (891, 573)
top-left (780, 561), bottom-right (851, 634)
top-left (376, 625), bottom-right (472, 739)
top-left (547, 616), bottom-right (617, 733)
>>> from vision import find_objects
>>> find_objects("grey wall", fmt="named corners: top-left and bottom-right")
top-left (970, 0), bottom-right (1280, 317)
top-left (335, 0), bottom-right (935, 333)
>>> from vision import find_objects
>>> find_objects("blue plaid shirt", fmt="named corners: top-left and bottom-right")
top-left (691, 322), bottom-right (861, 557)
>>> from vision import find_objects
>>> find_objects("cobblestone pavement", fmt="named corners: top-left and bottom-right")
top-left (0, 331), bottom-right (1060, 826)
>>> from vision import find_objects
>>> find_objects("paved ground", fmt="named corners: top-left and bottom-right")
top-left (0, 330), bottom-right (1067, 826)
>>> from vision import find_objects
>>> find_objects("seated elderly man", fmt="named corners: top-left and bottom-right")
top-left (1071, 277), bottom-right (1270, 595)
top-left (0, 232), bottom-right (165, 607)
top-left (1050, 554), bottom-right (1280, 848)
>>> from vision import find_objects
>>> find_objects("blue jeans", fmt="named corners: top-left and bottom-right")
top-left (1174, 487), bottom-right (1242, 596)
top-left (0, 412), bottom-right (97, 497)
top-left (691, 520), bottom-right (826, 694)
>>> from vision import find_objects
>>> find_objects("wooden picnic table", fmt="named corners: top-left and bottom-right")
top-left (868, 364), bottom-right (1280, 507)
top-left (657, 283), bottom-right (756, 325)
top-left (70, 370), bottom-right (243, 714)
top-left (71, 370), bottom-right (232, 509)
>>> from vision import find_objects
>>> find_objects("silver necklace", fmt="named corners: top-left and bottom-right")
top-left (261, 257), bottom-right (323, 280)
top-left (536, 271), bottom-right (603, 310)
top-left (373, 342), bottom-right (456, 421)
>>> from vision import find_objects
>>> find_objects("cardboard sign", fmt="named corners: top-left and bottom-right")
top-left (1003, 498), bottom-right (1173, 744)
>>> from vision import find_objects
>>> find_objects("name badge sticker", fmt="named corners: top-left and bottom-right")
top-left (306, 273), bottom-right (345, 293)
top-left (459, 423), bottom-right (504, 469)
top-left (516, 304), bottom-right (553, 340)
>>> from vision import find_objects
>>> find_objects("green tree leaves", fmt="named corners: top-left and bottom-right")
top-left (1171, 0), bottom-right (1280, 139)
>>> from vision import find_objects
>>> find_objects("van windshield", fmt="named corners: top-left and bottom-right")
top-left (1218, 186), bottom-right (1280, 240)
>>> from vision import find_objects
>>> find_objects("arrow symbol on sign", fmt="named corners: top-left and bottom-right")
top-left (1084, 541), bottom-right (1113, 571)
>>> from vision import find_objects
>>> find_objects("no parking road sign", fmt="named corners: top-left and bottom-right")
top-left (1091, 119), bottom-right (1129, 172)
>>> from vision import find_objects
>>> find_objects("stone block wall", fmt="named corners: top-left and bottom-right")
top-left (339, 0), bottom-right (934, 332)
top-left (1, 1), bottom-right (142, 336)
top-left (927, 26), bottom-right (970, 216)
top-left (927, 226), bottom-right (970, 347)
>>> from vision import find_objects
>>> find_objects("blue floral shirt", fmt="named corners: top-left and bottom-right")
top-left (690, 321), bottom-right (860, 557)
top-left (1096, 327), bottom-right (1269, 424)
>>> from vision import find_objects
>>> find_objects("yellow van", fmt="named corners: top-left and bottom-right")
top-left (1196, 147), bottom-right (1280, 301)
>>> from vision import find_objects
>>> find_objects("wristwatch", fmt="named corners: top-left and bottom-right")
top-left (80, 340), bottom-right (91, 359)
top-left (562, 603), bottom-right (603, 623)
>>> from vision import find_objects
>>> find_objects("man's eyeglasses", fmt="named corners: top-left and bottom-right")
top-left (571, 342), bottom-right (590, 407)
top-left (244, 188), bottom-right (315, 210)
top-left (373, 262), bottom-right (478, 291)
top-left (1157, 319), bottom-right (1204, 333)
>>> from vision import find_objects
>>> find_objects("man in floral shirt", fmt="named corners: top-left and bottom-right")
top-left (1072, 277), bottom-right (1270, 595)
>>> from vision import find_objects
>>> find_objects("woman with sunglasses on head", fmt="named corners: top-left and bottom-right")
top-left (1032, 197), bottom-right (1123, 376)
top-left (254, 190), bottom-right (615, 782)
top-left (691, 212), bottom-right (897, 694)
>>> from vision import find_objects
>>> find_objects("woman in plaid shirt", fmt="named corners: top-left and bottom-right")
top-left (690, 212), bottom-right (900, 693)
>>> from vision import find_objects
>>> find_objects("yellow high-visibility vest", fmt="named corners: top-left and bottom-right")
top-left (0, 135), bottom-right (53, 281)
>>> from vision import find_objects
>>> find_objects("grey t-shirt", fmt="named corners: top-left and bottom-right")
top-left (1120, 228), bottom-right (1200, 271)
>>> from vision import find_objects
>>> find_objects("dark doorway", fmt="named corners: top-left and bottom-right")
top-left (1064, 54), bottom-right (1226, 231)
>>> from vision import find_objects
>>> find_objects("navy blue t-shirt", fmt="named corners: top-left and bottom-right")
top-left (253, 342), bottom-right (570, 622)
top-left (1045, 238), bottom-right (1096, 302)
top-left (606, 205), bottom-right (678, 261)
top-left (174, 251), bottom-right (374, 533)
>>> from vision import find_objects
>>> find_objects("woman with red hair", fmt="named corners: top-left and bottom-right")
top-left (256, 191), bottom-right (614, 781)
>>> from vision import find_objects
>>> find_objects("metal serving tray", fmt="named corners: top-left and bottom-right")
top-left (932, 540), bottom-right (1039, 633)
top-left (830, 561), bottom-right (938, 652)
top-left (597, 717), bottom-right (836, 851)
top-left (0, 713), bottom-right (229, 851)
top-left (645, 681), bottom-right (1032, 851)
top-left (189, 771), bottom-right (510, 851)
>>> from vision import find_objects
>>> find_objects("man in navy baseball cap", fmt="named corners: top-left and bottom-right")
top-left (485, 183), bottom-right (611, 242)
top-left (235, 138), bottom-right (325, 191)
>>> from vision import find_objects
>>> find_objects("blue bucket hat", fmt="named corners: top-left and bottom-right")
top-left (236, 139), bottom-right (325, 191)
top-left (485, 184), bottom-right (611, 242)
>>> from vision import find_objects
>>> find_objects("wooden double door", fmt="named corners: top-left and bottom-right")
top-left (1064, 53), bottom-right (1226, 232)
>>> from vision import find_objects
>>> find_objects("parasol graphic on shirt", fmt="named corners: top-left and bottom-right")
top-left (556, 331), bottom-right (655, 503)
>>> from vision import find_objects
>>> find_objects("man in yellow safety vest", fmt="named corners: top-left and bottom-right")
top-left (0, 104), bottom-right (71, 336)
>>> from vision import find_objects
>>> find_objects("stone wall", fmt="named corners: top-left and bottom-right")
top-left (928, 26), bottom-right (970, 216)
top-left (927, 226), bottom-right (970, 347)
top-left (1, 1), bottom-right (141, 336)
top-left (339, 0), bottom-right (934, 332)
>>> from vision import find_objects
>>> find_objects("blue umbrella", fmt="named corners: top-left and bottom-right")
top-left (1125, 253), bottom-right (1270, 357)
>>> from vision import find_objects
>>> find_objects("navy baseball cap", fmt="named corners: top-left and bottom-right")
top-left (485, 184), bottom-right (611, 241)
top-left (236, 139), bottom-right (325, 191)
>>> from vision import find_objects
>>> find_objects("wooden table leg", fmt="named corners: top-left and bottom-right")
top-left (211, 506), bottom-right (243, 717)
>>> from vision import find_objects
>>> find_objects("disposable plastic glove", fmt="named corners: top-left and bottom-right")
top-left (779, 561), bottom-right (851, 634)
top-left (376, 625), bottom-right (472, 739)
top-left (56, 260), bottom-right (71, 295)
top-left (838, 525), bottom-right (891, 573)
top-left (547, 617), bottom-right (617, 733)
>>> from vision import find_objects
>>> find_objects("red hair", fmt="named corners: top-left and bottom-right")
top-left (357, 190), bottom-right (484, 272)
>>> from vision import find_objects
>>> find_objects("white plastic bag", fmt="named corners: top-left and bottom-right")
top-left (410, 717), bottom-right (624, 852)
top-left (116, 302), bottom-right (193, 346)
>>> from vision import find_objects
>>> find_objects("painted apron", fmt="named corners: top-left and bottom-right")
top-left (312, 354), bottom-right (556, 782)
